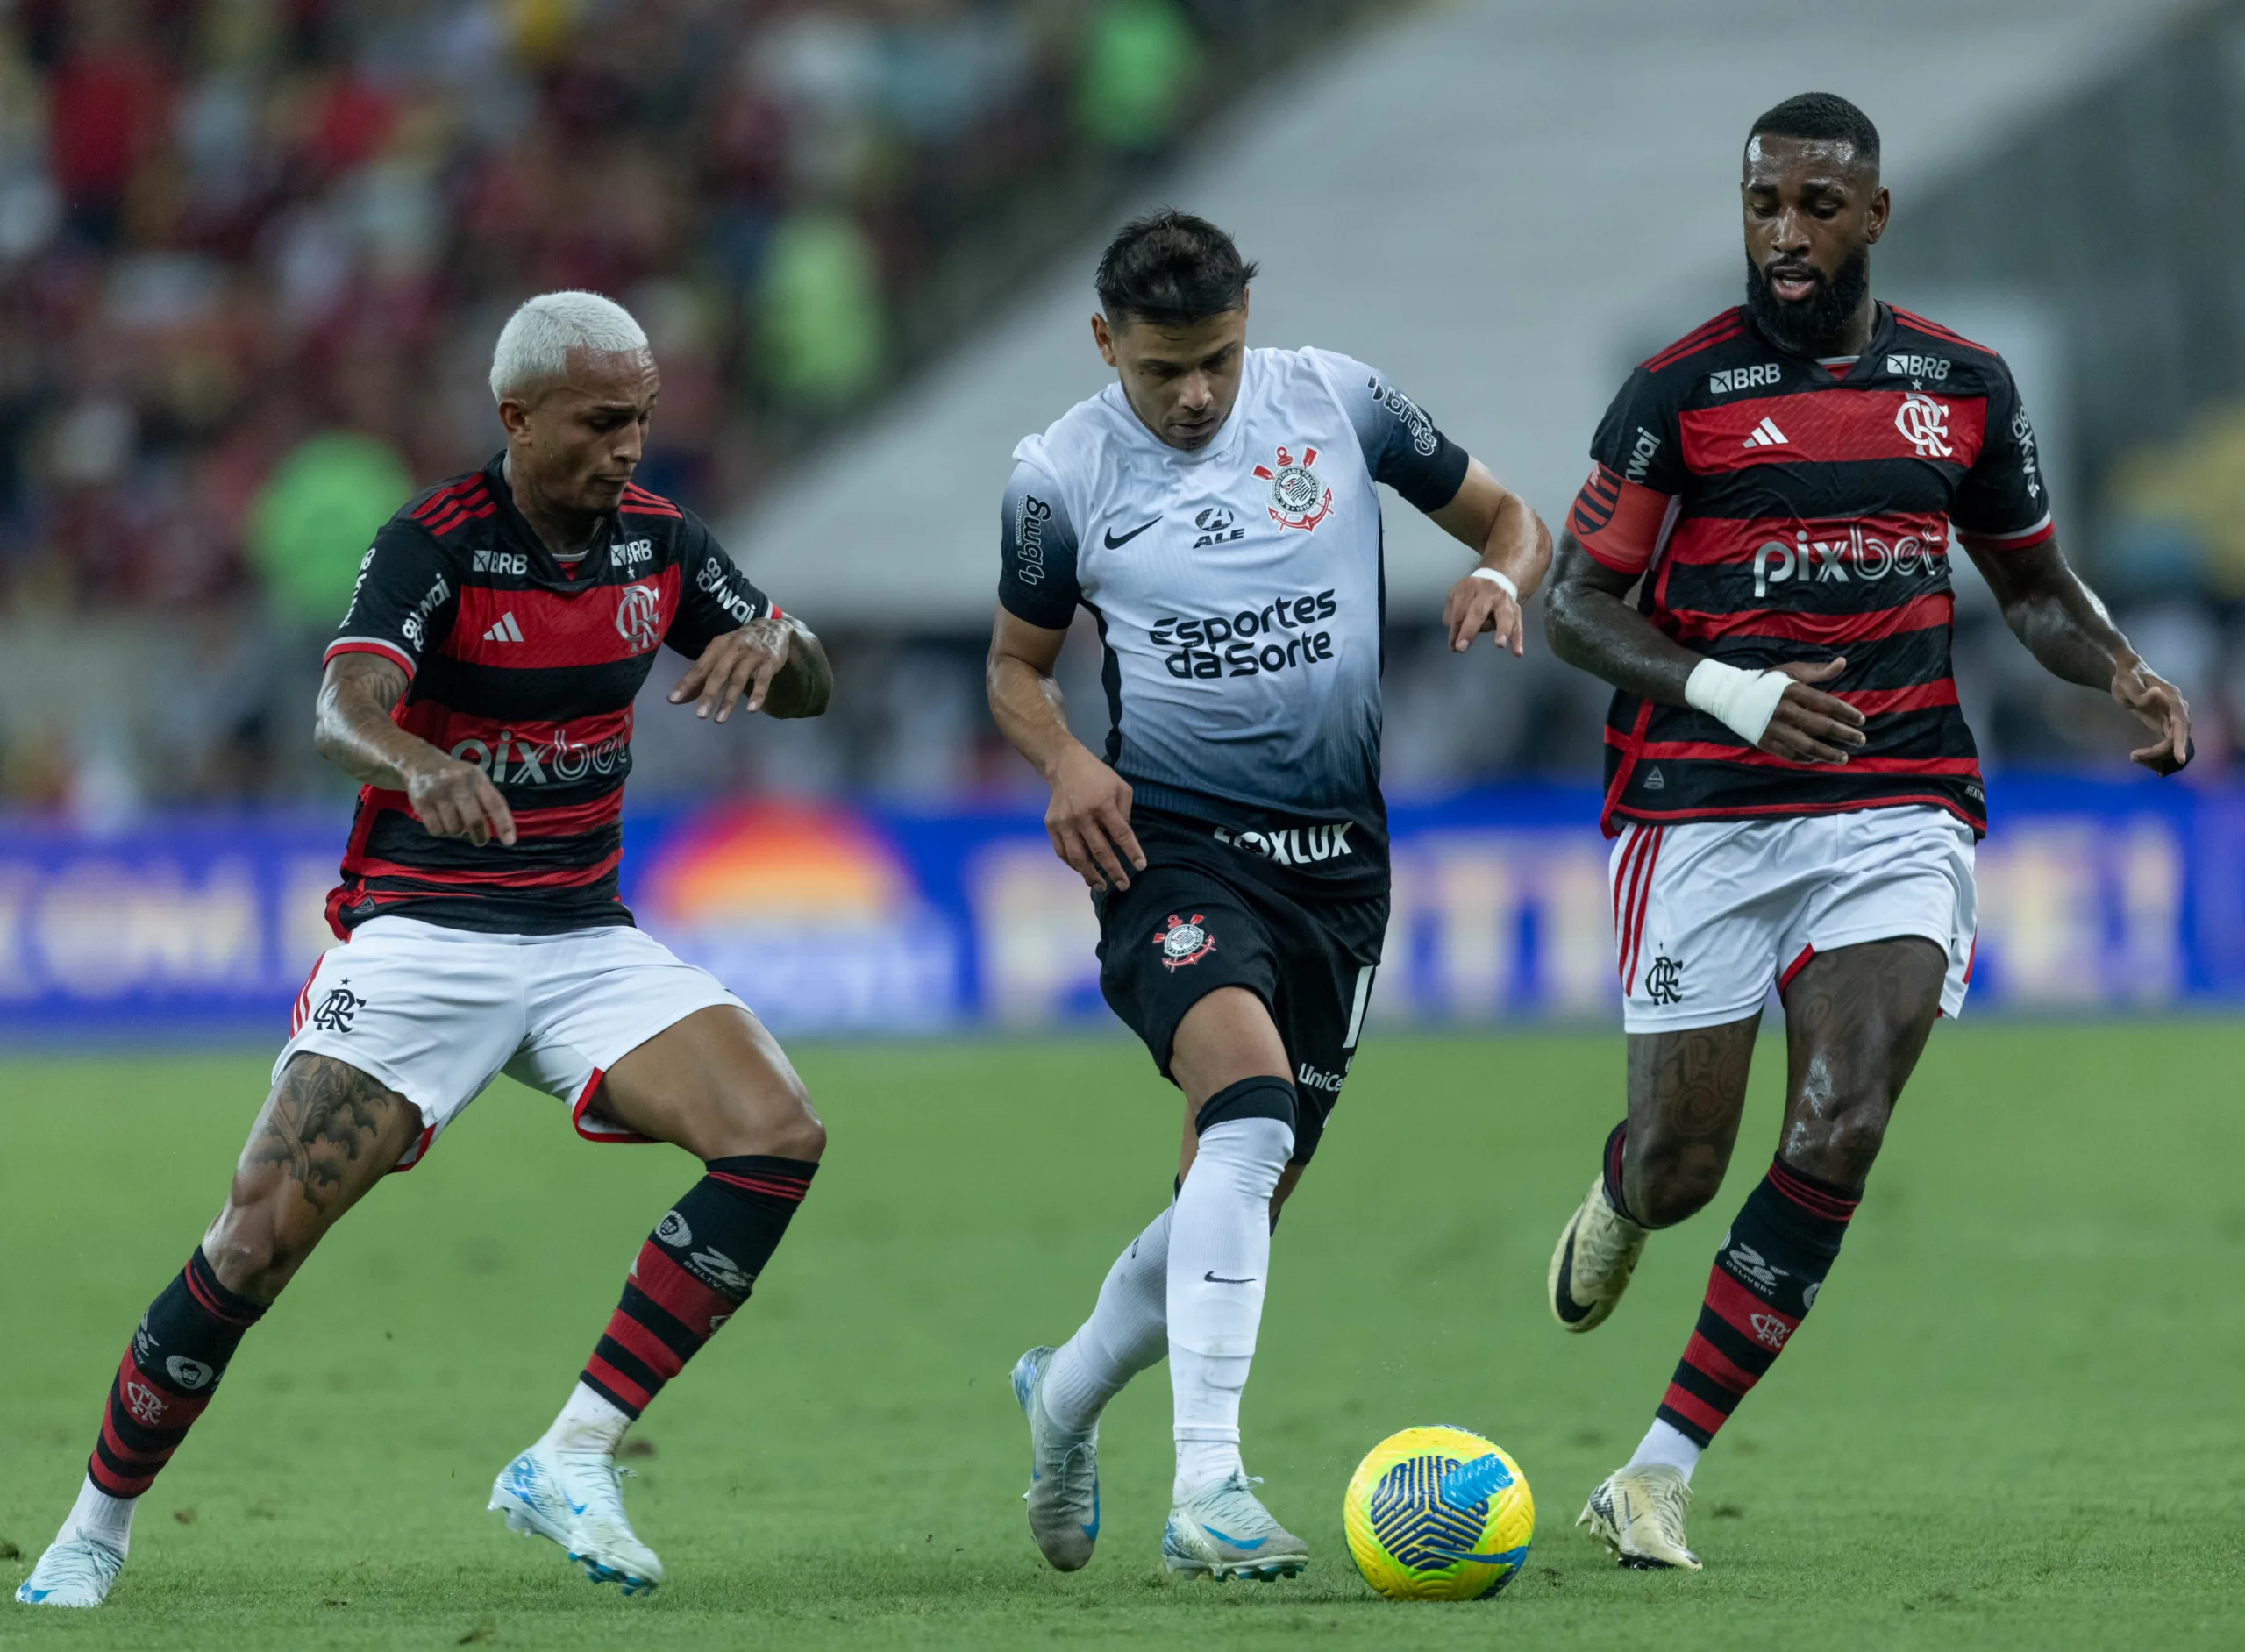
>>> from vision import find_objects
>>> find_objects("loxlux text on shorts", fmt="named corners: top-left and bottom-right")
top-left (1210, 818), bottom-right (1358, 869)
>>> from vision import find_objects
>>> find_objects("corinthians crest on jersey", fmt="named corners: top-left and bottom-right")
top-left (1256, 444), bottom-right (1333, 531)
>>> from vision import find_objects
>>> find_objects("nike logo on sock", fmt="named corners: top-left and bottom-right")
top-left (1203, 1271), bottom-right (1257, 1285)
top-left (1103, 516), bottom-right (1161, 548)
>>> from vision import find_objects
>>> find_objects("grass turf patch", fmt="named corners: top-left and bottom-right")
top-left (2, 1025), bottom-right (2241, 1649)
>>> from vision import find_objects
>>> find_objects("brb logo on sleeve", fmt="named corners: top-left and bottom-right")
top-left (1255, 445), bottom-right (1332, 531)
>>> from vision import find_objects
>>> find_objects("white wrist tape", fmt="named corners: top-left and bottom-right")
top-left (1685, 658), bottom-right (1791, 745)
top-left (1469, 566), bottom-right (1520, 601)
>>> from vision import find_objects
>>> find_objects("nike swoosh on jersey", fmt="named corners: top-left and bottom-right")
top-left (1203, 1271), bottom-right (1257, 1285)
top-left (1103, 516), bottom-right (1161, 548)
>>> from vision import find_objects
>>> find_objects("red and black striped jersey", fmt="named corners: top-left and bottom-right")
top-left (1566, 303), bottom-right (2052, 837)
top-left (322, 454), bottom-right (776, 936)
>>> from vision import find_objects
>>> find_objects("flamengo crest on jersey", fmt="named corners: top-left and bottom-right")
top-left (995, 347), bottom-right (1467, 856)
top-left (1566, 304), bottom-right (2055, 839)
top-left (321, 455), bottom-right (775, 936)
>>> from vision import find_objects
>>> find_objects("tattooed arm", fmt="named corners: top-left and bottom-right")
top-left (1962, 534), bottom-right (2191, 775)
top-left (1543, 530), bottom-right (1866, 765)
top-left (315, 653), bottom-right (517, 846)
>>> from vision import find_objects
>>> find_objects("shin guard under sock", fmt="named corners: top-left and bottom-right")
top-left (89, 1248), bottom-right (268, 1501)
top-left (581, 1155), bottom-right (817, 1420)
top-left (1168, 1103), bottom-right (1294, 1500)
top-left (1656, 1156), bottom-right (1859, 1448)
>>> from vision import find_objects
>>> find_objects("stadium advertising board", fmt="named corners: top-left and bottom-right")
top-left (0, 779), bottom-right (2232, 1040)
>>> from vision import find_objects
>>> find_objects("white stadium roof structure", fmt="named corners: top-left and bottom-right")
top-left (724, 0), bottom-right (2192, 627)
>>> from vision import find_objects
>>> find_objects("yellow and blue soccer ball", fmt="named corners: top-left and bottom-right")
top-left (1343, 1426), bottom-right (1534, 1600)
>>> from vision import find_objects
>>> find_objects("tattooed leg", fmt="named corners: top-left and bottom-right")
top-left (1778, 938), bottom-right (1945, 1186)
top-left (201, 1053), bottom-right (424, 1304)
top-left (1621, 1014), bottom-right (1762, 1228)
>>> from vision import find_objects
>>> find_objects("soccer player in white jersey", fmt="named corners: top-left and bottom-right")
top-left (987, 210), bottom-right (1551, 1579)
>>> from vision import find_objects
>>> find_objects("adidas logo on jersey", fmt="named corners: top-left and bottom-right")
top-left (483, 611), bottom-right (524, 644)
top-left (1742, 417), bottom-right (1790, 449)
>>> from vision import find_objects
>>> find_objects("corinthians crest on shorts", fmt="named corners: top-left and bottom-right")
top-left (1255, 444), bottom-right (1332, 531)
top-left (1154, 912), bottom-right (1216, 971)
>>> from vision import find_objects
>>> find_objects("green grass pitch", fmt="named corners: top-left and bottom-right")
top-left (3, 1026), bottom-right (2241, 1650)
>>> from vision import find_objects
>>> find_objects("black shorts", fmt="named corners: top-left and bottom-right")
top-left (1094, 810), bottom-right (1387, 1167)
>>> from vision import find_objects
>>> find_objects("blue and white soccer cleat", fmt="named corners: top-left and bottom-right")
top-left (1010, 1345), bottom-right (1100, 1571)
top-left (488, 1441), bottom-right (663, 1596)
top-left (1161, 1471), bottom-right (1309, 1581)
top-left (14, 1535), bottom-right (124, 1607)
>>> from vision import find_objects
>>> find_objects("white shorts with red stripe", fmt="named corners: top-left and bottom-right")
top-left (1608, 804), bottom-right (1975, 1033)
top-left (276, 915), bottom-right (745, 1171)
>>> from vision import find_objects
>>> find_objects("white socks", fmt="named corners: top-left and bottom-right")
top-left (540, 1379), bottom-right (632, 1457)
top-left (1043, 1206), bottom-right (1172, 1435)
top-left (1167, 1114), bottom-right (1293, 1502)
top-left (1626, 1417), bottom-right (1702, 1484)
top-left (62, 1476), bottom-right (136, 1558)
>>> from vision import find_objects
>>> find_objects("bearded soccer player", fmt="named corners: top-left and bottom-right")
top-left (988, 210), bottom-right (1550, 1579)
top-left (17, 293), bottom-right (833, 1608)
top-left (1541, 94), bottom-right (2192, 1570)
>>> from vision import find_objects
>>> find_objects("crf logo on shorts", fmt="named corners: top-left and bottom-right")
top-left (310, 987), bottom-right (365, 1033)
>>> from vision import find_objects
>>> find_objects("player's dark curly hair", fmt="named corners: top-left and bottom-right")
top-left (1748, 92), bottom-right (1880, 167)
top-left (1094, 210), bottom-right (1258, 329)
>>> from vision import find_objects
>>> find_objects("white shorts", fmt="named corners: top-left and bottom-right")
top-left (1609, 806), bottom-right (1976, 1034)
top-left (275, 917), bottom-right (745, 1171)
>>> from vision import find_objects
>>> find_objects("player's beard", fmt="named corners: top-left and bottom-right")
top-left (1745, 246), bottom-right (1871, 358)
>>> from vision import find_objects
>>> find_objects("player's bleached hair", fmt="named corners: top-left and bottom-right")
top-left (488, 291), bottom-right (650, 402)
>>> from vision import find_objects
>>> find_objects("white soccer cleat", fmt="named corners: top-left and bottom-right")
top-left (1010, 1345), bottom-right (1100, 1571)
top-left (1549, 1174), bottom-right (1650, 1333)
top-left (1579, 1463), bottom-right (1701, 1570)
top-left (1161, 1472), bottom-right (1308, 1582)
top-left (14, 1535), bottom-right (124, 1608)
top-left (488, 1441), bottom-right (663, 1596)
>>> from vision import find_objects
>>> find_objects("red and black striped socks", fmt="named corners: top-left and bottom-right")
top-left (1654, 1156), bottom-right (1859, 1452)
top-left (574, 1155), bottom-right (818, 1431)
top-left (79, 1248), bottom-right (268, 1537)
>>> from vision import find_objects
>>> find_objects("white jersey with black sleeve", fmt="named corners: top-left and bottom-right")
top-left (997, 346), bottom-right (1468, 893)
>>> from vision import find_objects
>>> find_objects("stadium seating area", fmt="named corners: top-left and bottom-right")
top-left (0, 0), bottom-right (2234, 812)
top-left (0, 0), bottom-right (1294, 620)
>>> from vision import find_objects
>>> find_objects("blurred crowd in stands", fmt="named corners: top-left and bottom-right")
top-left (0, 0), bottom-right (1222, 624)
top-left (0, 0), bottom-right (2235, 815)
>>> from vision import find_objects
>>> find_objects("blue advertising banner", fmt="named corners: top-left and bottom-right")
top-left (0, 777), bottom-right (2233, 1043)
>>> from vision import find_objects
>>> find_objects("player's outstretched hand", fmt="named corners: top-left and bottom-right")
top-left (407, 755), bottom-right (517, 847)
top-left (2112, 656), bottom-right (2192, 775)
top-left (1046, 744), bottom-right (1146, 892)
top-left (1759, 658), bottom-right (1868, 765)
top-left (1443, 573), bottom-right (1527, 657)
top-left (670, 615), bottom-right (793, 723)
